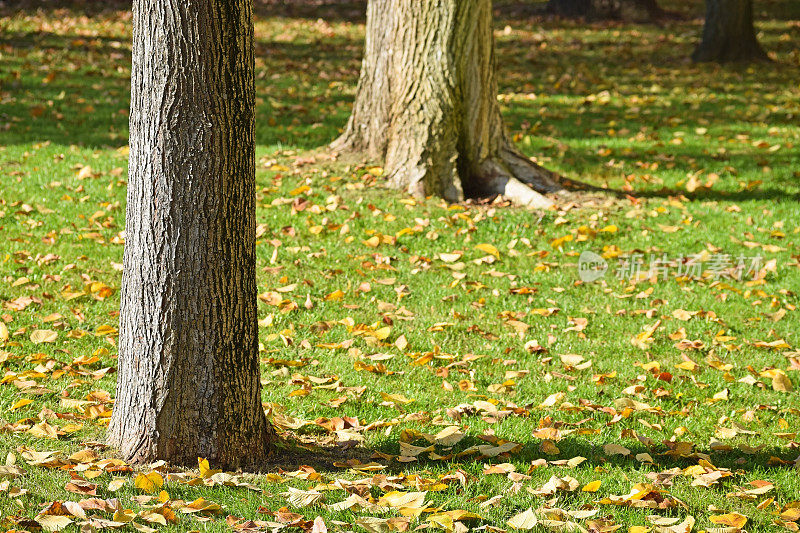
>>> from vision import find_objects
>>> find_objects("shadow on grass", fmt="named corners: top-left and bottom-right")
top-left (267, 432), bottom-right (800, 491)
top-left (0, 0), bottom-right (797, 181)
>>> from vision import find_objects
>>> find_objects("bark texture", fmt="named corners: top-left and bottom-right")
top-left (333, 0), bottom-right (560, 208)
top-left (108, 0), bottom-right (275, 468)
top-left (546, 0), bottom-right (666, 22)
top-left (692, 0), bottom-right (769, 62)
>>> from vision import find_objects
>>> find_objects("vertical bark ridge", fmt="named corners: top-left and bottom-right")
top-left (385, 0), bottom-right (463, 201)
top-left (110, 0), bottom-right (275, 469)
top-left (329, 1), bottom-right (395, 160)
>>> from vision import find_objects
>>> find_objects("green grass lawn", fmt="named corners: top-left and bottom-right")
top-left (1, 1), bottom-right (799, 532)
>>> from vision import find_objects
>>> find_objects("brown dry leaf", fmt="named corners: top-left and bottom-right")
top-left (65, 478), bottom-right (98, 496)
top-left (312, 516), bottom-right (328, 533)
top-left (772, 373), bottom-right (794, 392)
top-left (604, 443), bottom-right (631, 457)
top-left (539, 440), bottom-right (560, 455)
top-left (0, 464), bottom-right (25, 479)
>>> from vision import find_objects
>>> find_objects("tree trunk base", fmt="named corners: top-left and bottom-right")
top-left (691, 42), bottom-right (771, 63)
top-left (331, 0), bottom-right (579, 210)
top-left (692, 0), bottom-right (769, 64)
top-left (332, 145), bottom-right (562, 210)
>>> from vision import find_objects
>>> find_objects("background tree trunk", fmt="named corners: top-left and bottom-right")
top-left (692, 0), bottom-right (769, 62)
top-left (333, 0), bottom-right (561, 208)
top-left (108, 0), bottom-right (275, 468)
top-left (546, 0), bottom-right (667, 22)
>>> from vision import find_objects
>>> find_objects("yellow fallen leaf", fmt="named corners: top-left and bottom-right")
top-left (671, 309), bottom-right (693, 321)
top-left (582, 480), bottom-right (602, 492)
top-left (36, 515), bottom-right (73, 532)
top-left (772, 372), bottom-right (793, 392)
top-left (325, 290), bottom-right (345, 301)
top-left (0, 321), bottom-right (8, 342)
top-left (198, 457), bottom-right (221, 479)
top-left (378, 491), bottom-right (426, 509)
top-left (373, 326), bottom-right (391, 340)
top-left (380, 392), bottom-right (415, 405)
top-left (28, 421), bottom-right (59, 439)
top-left (95, 325), bottom-right (119, 336)
top-left (112, 508), bottom-right (136, 523)
top-left (30, 329), bottom-right (58, 344)
top-left (475, 243), bottom-right (500, 258)
top-left (181, 497), bottom-right (221, 514)
top-left (675, 360), bottom-right (698, 372)
top-left (9, 399), bottom-right (33, 411)
top-left (709, 512), bottom-right (747, 529)
top-left (134, 471), bottom-right (164, 494)
top-left (507, 508), bottom-right (538, 530)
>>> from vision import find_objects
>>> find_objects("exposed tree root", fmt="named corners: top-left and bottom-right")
top-left (491, 175), bottom-right (555, 208)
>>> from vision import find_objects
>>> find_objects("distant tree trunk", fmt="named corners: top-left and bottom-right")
top-left (692, 0), bottom-right (769, 62)
top-left (332, 0), bottom-right (561, 208)
top-left (108, 0), bottom-right (276, 468)
top-left (546, 0), bottom-right (666, 21)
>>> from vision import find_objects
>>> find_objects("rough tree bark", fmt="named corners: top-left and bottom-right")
top-left (108, 0), bottom-right (276, 468)
top-left (546, 0), bottom-right (666, 22)
top-left (692, 0), bottom-right (769, 62)
top-left (332, 0), bottom-right (561, 209)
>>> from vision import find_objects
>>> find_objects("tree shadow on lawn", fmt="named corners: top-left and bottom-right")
top-left (0, 31), bottom-right (356, 150)
top-left (264, 432), bottom-right (799, 500)
top-left (1, 0), bottom-right (797, 193)
top-left (367, 434), bottom-right (799, 474)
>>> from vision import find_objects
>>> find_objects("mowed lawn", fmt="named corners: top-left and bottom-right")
top-left (1, 1), bottom-right (799, 532)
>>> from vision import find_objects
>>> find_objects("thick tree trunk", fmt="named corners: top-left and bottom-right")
top-left (546, 0), bottom-right (667, 21)
top-left (333, 0), bottom-right (561, 209)
top-left (692, 0), bottom-right (769, 62)
top-left (108, 0), bottom-right (275, 468)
